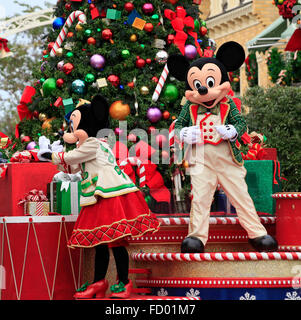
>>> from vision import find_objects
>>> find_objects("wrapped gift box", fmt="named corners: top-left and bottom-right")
top-left (0, 216), bottom-right (82, 300)
top-left (48, 181), bottom-right (81, 215)
top-left (0, 163), bottom-right (58, 217)
top-left (244, 160), bottom-right (282, 215)
top-left (24, 202), bottom-right (50, 216)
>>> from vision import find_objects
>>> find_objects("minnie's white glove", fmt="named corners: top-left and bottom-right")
top-left (215, 125), bottom-right (238, 141)
top-left (180, 125), bottom-right (202, 144)
top-left (37, 136), bottom-right (63, 162)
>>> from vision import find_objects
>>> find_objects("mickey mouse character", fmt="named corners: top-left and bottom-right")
top-left (38, 95), bottom-right (160, 299)
top-left (167, 41), bottom-right (278, 253)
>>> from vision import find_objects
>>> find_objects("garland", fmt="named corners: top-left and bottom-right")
top-left (273, 0), bottom-right (299, 20)
top-left (245, 53), bottom-right (258, 87)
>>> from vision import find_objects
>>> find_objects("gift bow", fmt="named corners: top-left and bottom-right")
top-left (18, 189), bottom-right (48, 206)
top-left (164, 6), bottom-right (202, 56)
top-left (10, 149), bottom-right (39, 163)
top-left (0, 38), bottom-right (10, 52)
top-left (242, 143), bottom-right (266, 160)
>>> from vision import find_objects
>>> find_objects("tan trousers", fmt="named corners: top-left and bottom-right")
top-left (188, 141), bottom-right (267, 245)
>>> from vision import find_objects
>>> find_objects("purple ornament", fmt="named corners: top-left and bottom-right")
top-left (90, 54), bottom-right (105, 69)
top-left (41, 61), bottom-right (48, 72)
top-left (57, 60), bottom-right (64, 71)
top-left (26, 141), bottom-right (37, 151)
top-left (147, 107), bottom-right (162, 123)
top-left (184, 45), bottom-right (197, 60)
top-left (142, 3), bottom-right (154, 15)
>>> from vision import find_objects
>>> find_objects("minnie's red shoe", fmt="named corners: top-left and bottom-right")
top-left (74, 279), bottom-right (109, 299)
top-left (109, 280), bottom-right (133, 299)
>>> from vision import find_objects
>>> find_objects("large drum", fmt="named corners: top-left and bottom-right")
top-left (0, 216), bottom-right (82, 300)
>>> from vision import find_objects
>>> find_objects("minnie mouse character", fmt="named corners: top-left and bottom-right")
top-left (167, 41), bottom-right (278, 253)
top-left (38, 95), bottom-right (160, 299)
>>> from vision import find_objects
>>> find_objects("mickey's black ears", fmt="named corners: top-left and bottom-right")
top-left (216, 41), bottom-right (245, 72)
top-left (167, 54), bottom-right (190, 81)
top-left (90, 95), bottom-right (109, 121)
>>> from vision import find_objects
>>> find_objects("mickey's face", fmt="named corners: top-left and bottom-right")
top-left (186, 63), bottom-right (231, 108)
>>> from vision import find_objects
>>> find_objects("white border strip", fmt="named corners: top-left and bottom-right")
top-left (0, 216), bottom-right (77, 224)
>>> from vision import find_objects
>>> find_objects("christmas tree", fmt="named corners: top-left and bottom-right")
top-left (2, 0), bottom-right (214, 206)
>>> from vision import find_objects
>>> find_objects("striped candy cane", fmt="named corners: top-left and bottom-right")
top-left (169, 119), bottom-right (177, 148)
top-left (152, 63), bottom-right (169, 102)
top-left (119, 157), bottom-right (146, 187)
top-left (50, 11), bottom-right (87, 57)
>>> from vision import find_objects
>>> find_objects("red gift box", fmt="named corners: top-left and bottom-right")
top-left (0, 163), bottom-right (58, 217)
top-left (260, 148), bottom-right (277, 161)
top-left (0, 216), bottom-right (82, 300)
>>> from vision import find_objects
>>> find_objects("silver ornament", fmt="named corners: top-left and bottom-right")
top-left (155, 50), bottom-right (168, 64)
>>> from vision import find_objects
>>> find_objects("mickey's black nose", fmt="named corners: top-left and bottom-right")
top-left (198, 86), bottom-right (208, 95)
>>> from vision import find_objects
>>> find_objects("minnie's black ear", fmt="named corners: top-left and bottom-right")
top-left (167, 54), bottom-right (190, 81)
top-left (216, 41), bottom-right (245, 72)
top-left (90, 95), bottom-right (109, 121)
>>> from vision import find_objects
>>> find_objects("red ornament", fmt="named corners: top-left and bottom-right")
top-left (108, 74), bottom-right (120, 87)
top-left (124, 2), bottom-right (134, 12)
top-left (87, 37), bottom-right (96, 45)
top-left (148, 126), bottom-right (156, 134)
top-left (146, 58), bottom-right (152, 64)
top-left (67, 32), bottom-right (74, 38)
top-left (89, 4), bottom-right (95, 9)
top-left (42, 49), bottom-right (48, 55)
top-left (102, 29), bottom-right (113, 41)
top-left (65, 3), bottom-right (71, 10)
top-left (63, 62), bottom-right (74, 75)
top-left (32, 111), bottom-right (39, 119)
top-left (21, 136), bottom-right (31, 143)
top-left (144, 23), bottom-right (154, 33)
top-left (162, 111), bottom-right (170, 120)
top-left (56, 78), bottom-right (64, 87)
top-left (136, 58), bottom-right (146, 68)
top-left (47, 42), bottom-right (55, 51)
top-left (200, 26), bottom-right (207, 36)
top-left (167, 34), bottom-right (175, 45)
top-left (151, 76), bottom-right (159, 83)
top-left (127, 81), bottom-right (135, 88)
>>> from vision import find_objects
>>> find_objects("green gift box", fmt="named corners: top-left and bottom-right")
top-left (106, 8), bottom-right (121, 20)
top-left (63, 98), bottom-right (74, 115)
top-left (244, 160), bottom-right (282, 215)
top-left (48, 181), bottom-right (81, 215)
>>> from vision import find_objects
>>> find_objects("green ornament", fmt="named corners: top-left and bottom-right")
top-left (85, 29), bottom-right (92, 36)
top-left (85, 73), bottom-right (95, 83)
top-left (40, 78), bottom-right (46, 84)
top-left (121, 49), bottom-right (130, 59)
top-left (194, 19), bottom-right (200, 31)
top-left (163, 84), bottom-right (179, 103)
top-left (97, 28), bottom-right (101, 32)
top-left (42, 78), bottom-right (57, 97)
top-left (66, 52), bottom-right (74, 58)
top-left (43, 54), bottom-right (49, 59)
top-left (140, 44), bottom-right (145, 49)
top-left (151, 14), bottom-right (159, 21)
top-left (263, 135), bottom-right (267, 143)
top-left (201, 20), bottom-right (207, 27)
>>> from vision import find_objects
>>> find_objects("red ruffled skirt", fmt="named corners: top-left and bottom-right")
top-left (68, 191), bottom-right (160, 248)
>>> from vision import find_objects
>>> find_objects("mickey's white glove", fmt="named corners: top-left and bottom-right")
top-left (180, 125), bottom-right (202, 144)
top-left (215, 125), bottom-right (238, 141)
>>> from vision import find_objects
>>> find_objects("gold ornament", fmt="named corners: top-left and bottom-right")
top-left (39, 113), bottom-right (47, 122)
top-left (182, 160), bottom-right (189, 168)
top-left (56, 48), bottom-right (63, 57)
top-left (42, 117), bottom-right (56, 130)
top-left (75, 23), bottom-right (84, 32)
top-left (109, 101), bottom-right (131, 120)
top-left (140, 86), bottom-right (149, 95)
top-left (130, 34), bottom-right (137, 42)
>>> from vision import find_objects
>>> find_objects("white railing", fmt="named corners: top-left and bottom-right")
top-left (0, 9), bottom-right (53, 38)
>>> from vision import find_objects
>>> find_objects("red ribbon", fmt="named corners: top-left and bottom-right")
top-left (18, 189), bottom-right (48, 206)
top-left (164, 6), bottom-right (202, 56)
top-left (17, 86), bottom-right (36, 121)
top-left (0, 38), bottom-right (10, 52)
